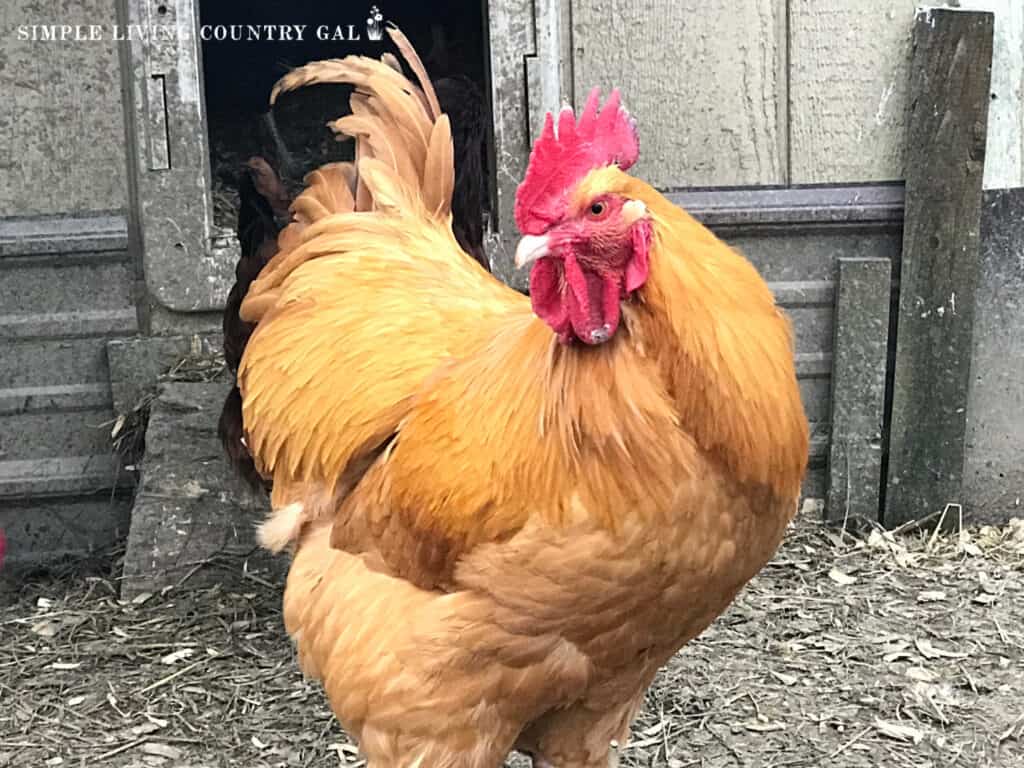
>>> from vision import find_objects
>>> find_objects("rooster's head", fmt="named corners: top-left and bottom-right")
top-left (513, 88), bottom-right (649, 346)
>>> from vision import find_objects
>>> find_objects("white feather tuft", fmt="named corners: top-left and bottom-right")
top-left (257, 502), bottom-right (306, 552)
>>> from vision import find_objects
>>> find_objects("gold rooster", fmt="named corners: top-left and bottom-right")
top-left (231, 27), bottom-right (808, 768)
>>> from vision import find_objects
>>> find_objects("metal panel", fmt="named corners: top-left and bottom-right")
top-left (119, 0), bottom-right (236, 313)
top-left (963, 188), bottom-right (1024, 524)
top-left (670, 185), bottom-right (904, 502)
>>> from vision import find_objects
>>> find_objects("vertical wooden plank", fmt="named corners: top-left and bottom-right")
top-left (572, 0), bottom-right (787, 188)
top-left (486, 0), bottom-right (536, 289)
top-left (826, 258), bottom-right (891, 525)
top-left (885, 8), bottom-right (993, 527)
top-left (788, 0), bottom-right (913, 184)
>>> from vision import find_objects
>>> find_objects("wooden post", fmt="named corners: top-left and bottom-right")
top-left (884, 8), bottom-right (994, 527)
top-left (827, 258), bottom-right (892, 525)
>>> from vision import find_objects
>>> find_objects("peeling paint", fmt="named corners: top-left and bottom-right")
top-left (874, 82), bottom-right (896, 126)
top-left (175, 0), bottom-right (200, 106)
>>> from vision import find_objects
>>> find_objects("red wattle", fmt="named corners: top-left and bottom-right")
top-left (529, 258), bottom-right (571, 341)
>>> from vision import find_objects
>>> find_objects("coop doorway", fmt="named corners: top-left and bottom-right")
top-left (198, 0), bottom-right (492, 232)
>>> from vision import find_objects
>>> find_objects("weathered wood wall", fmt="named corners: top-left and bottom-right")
top-left (788, 0), bottom-right (913, 185)
top-left (572, 0), bottom-right (787, 188)
top-left (0, 1), bottom-right (1019, 219)
top-left (568, 0), bottom-right (1023, 189)
top-left (0, 0), bottom-right (128, 216)
top-left (885, 8), bottom-right (992, 526)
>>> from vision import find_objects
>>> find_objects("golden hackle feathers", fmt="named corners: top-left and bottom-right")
top-left (575, 168), bottom-right (809, 501)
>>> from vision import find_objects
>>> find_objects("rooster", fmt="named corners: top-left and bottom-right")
top-left (233, 27), bottom-right (808, 768)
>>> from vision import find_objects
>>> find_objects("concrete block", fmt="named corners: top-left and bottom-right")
top-left (120, 381), bottom-right (279, 598)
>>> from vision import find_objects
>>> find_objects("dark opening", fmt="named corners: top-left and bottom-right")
top-left (199, 1), bottom-right (491, 230)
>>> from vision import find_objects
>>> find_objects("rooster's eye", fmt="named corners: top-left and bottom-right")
top-left (588, 201), bottom-right (607, 218)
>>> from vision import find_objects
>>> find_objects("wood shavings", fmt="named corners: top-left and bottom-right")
top-left (1, 515), bottom-right (1021, 767)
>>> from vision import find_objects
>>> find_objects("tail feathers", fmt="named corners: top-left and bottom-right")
top-left (434, 75), bottom-right (488, 269)
top-left (267, 27), bottom-right (454, 224)
top-left (223, 27), bottom-right (491, 490)
top-left (241, 32), bottom-right (462, 325)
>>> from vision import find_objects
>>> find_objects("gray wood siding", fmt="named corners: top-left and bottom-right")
top-left (571, 0), bottom-right (787, 188)
top-left (0, 0), bottom-right (128, 216)
top-left (788, 0), bottom-right (913, 184)
top-left (566, 0), bottom-right (1022, 189)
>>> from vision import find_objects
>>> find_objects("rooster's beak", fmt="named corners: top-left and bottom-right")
top-left (514, 234), bottom-right (551, 269)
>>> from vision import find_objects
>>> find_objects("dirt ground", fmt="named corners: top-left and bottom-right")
top-left (2, 509), bottom-right (1023, 768)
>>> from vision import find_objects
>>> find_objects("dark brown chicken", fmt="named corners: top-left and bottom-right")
top-left (218, 157), bottom-right (289, 490)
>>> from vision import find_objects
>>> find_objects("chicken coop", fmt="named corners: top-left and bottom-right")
top-left (0, 0), bottom-right (1022, 576)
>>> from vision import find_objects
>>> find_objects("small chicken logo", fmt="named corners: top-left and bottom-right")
top-left (366, 6), bottom-right (384, 41)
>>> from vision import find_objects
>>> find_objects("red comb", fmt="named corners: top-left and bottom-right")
top-left (515, 88), bottom-right (639, 236)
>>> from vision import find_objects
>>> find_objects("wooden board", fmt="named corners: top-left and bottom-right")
top-left (789, 0), bottom-right (1022, 188)
top-left (572, 0), bottom-right (788, 188)
top-left (827, 258), bottom-right (891, 525)
top-left (885, 8), bottom-right (993, 527)
top-left (0, 0), bottom-right (127, 216)
top-left (120, 381), bottom-right (282, 599)
top-left (788, 0), bottom-right (913, 184)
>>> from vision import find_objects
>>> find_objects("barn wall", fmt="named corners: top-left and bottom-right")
top-left (787, 0), bottom-right (913, 185)
top-left (0, 0), bottom-right (128, 216)
top-left (566, 0), bottom-right (1023, 189)
top-left (571, 0), bottom-right (787, 188)
top-left (789, 0), bottom-right (1022, 189)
